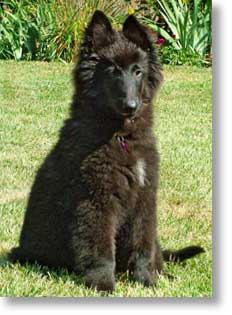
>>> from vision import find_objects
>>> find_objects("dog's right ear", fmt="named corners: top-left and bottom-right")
top-left (86, 10), bottom-right (114, 51)
top-left (123, 15), bottom-right (152, 51)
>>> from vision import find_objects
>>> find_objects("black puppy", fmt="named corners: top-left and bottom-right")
top-left (9, 11), bottom-right (204, 292)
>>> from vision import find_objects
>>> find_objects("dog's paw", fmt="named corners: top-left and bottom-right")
top-left (129, 252), bottom-right (156, 287)
top-left (133, 268), bottom-right (155, 287)
top-left (85, 262), bottom-right (115, 292)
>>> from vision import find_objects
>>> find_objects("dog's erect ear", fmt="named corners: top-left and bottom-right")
top-left (86, 10), bottom-right (113, 50)
top-left (123, 15), bottom-right (152, 51)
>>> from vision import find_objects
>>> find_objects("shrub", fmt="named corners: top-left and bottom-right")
top-left (143, 0), bottom-right (212, 65)
top-left (159, 45), bottom-right (210, 67)
top-left (0, 0), bottom-right (127, 62)
top-left (0, 0), bottom-right (212, 66)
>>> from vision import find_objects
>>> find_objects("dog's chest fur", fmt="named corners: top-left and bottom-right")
top-left (134, 158), bottom-right (146, 187)
top-left (80, 137), bottom-right (151, 214)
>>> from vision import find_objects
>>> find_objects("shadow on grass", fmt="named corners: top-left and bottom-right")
top-left (0, 252), bottom-right (9, 268)
top-left (0, 251), bottom-right (133, 298)
top-left (0, 249), bottom-right (88, 292)
top-left (0, 251), bottom-right (148, 298)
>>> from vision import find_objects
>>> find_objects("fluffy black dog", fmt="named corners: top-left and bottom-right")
top-left (9, 11), bottom-right (204, 292)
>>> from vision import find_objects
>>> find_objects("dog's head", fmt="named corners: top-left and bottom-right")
top-left (75, 11), bottom-right (162, 119)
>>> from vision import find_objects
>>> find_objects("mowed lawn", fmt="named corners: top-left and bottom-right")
top-left (0, 61), bottom-right (212, 297)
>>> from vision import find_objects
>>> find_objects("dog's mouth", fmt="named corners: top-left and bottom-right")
top-left (121, 112), bottom-right (136, 119)
top-left (114, 102), bottom-right (140, 119)
top-left (121, 107), bottom-right (140, 119)
top-left (111, 104), bottom-right (140, 121)
top-left (113, 109), bottom-right (136, 121)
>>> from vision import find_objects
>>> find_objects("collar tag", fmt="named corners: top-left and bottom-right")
top-left (116, 135), bottom-right (129, 152)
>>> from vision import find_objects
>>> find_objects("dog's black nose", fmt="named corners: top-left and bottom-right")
top-left (124, 100), bottom-right (138, 114)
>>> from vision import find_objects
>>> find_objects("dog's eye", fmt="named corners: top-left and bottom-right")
top-left (135, 69), bottom-right (143, 78)
top-left (132, 66), bottom-right (143, 78)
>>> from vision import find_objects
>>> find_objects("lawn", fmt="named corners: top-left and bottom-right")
top-left (0, 61), bottom-right (212, 297)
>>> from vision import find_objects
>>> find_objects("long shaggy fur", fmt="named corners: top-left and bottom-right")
top-left (9, 11), bottom-right (204, 292)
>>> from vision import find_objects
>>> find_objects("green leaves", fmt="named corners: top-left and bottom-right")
top-left (144, 0), bottom-right (212, 59)
top-left (0, 0), bottom-right (212, 65)
top-left (0, 0), bottom-right (128, 62)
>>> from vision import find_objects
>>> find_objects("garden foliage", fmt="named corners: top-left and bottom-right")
top-left (0, 0), bottom-right (212, 66)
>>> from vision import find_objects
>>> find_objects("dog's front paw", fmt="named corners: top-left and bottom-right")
top-left (85, 261), bottom-right (115, 292)
top-left (130, 252), bottom-right (156, 287)
top-left (133, 268), bottom-right (155, 287)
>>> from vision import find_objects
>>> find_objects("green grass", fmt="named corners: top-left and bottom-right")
top-left (0, 61), bottom-right (212, 297)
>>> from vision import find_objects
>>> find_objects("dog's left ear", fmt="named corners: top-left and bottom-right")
top-left (86, 10), bottom-right (114, 51)
top-left (123, 15), bottom-right (152, 51)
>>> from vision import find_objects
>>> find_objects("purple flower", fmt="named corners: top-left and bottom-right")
top-left (156, 37), bottom-right (165, 46)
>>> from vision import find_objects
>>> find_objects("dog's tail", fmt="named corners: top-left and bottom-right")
top-left (162, 246), bottom-right (205, 263)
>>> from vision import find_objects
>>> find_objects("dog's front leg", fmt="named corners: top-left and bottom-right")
top-left (129, 189), bottom-right (163, 287)
top-left (71, 200), bottom-right (117, 292)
